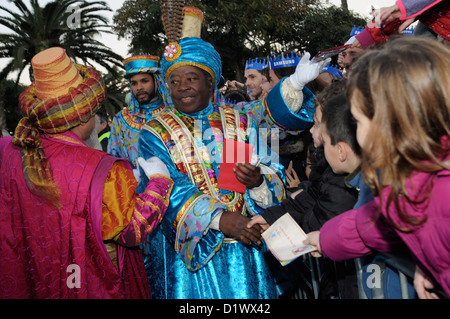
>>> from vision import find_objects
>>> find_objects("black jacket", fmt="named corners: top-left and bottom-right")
top-left (262, 146), bottom-right (359, 233)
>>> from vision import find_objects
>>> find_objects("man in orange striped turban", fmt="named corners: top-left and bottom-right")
top-left (0, 47), bottom-right (174, 298)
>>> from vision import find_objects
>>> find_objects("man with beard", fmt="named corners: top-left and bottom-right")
top-left (108, 55), bottom-right (170, 170)
top-left (244, 57), bottom-right (267, 100)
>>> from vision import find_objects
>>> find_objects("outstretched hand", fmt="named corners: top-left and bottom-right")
top-left (414, 266), bottom-right (440, 299)
top-left (303, 231), bottom-right (322, 258)
top-left (285, 160), bottom-right (301, 188)
top-left (372, 4), bottom-right (415, 32)
top-left (289, 52), bottom-right (331, 90)
top-left (219, 211), bottom-right (263, 245)
top-left (247, 215), bottom-right (270, 232)
top-left (227, 80), bottom-right (245, 91)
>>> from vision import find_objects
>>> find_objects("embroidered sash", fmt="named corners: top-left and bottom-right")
top-left (148, 106), bottom-right (248, 214)
top-left (121, 103), bottom-right (167, 130)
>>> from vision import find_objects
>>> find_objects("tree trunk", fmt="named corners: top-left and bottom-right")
top-left (0, 82), bottom-right (7, 136)
top-left (341, 0), bottom-right (349, 12)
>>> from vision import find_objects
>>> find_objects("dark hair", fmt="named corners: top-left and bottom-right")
top-left (272, 65), bottom-right (296, 79)
top-left (315, 78), bottom-right (347, 107)
top-left (261, 67), bottom-right (270, 78)
top-left (321, 93), bottom-right (361, 156)
top-left (224, 89), bottom-right (250, 103)
top-left (96, 108), bottom-right (109, 123)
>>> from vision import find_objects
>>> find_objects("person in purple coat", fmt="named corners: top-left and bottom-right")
top-left (305, 36), bottom-right (450, 299)
top-left (353, 0), bottom-right (449, 50)
top-left (375, 0), bottom-right (444, 30)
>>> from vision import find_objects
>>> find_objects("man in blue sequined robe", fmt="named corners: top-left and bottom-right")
top-left (136, 16), bottom-right (330, 297)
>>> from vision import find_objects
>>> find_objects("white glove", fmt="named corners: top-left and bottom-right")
top-left (289, 52), bottom-right (332, 90)
top-left (137, 156), bottom-right (170, 179)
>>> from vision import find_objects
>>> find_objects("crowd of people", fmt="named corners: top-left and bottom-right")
top-left (0, 0), bottom-right (448, 300)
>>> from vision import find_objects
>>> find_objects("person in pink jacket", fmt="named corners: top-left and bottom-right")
top-left (305, 36), bottom-right (450, 299)
top-left (353, 0), bottom-right (449, 50)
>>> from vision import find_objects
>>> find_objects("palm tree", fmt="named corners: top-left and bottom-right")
top-left (341, 0), bottom-right (349, 12)
top-left (101, 66), bottom-right (129, 121)
top-left (0, 0), bottom-right (124, 83)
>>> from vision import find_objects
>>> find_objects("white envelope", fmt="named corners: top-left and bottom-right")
top-left (262, 213), bottom-right (316, 266)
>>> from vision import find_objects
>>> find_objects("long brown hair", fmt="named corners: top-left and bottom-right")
top-left (347, 36), bottom-right (450, 231)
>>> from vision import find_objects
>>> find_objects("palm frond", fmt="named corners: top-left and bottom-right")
top-left (0, 0), bottom-right (124, 82)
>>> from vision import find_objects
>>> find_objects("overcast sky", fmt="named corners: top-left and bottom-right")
top-left (0, 0), bottom-right (395, 84)
top-left (329, 0), bottom-right (394, 16)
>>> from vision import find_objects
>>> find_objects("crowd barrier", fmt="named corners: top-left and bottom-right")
top-left (291, 250), bottom-right (419, 299)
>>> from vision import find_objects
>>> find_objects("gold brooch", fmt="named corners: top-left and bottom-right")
top-left (164, 43), bottom-right (182, 62)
